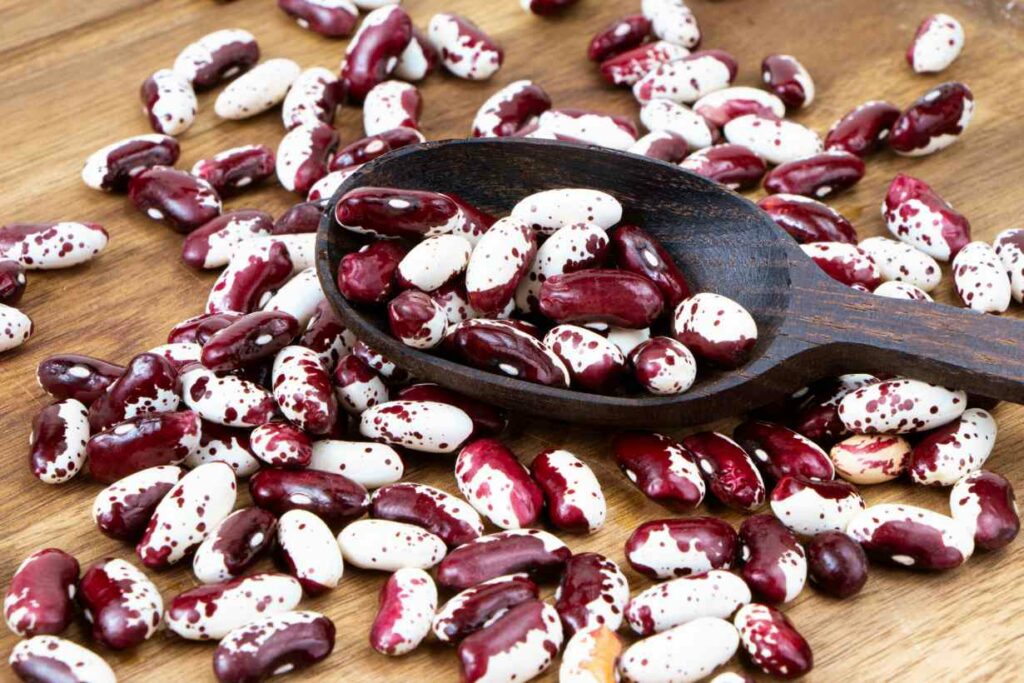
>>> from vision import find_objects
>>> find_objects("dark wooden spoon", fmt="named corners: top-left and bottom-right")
top-left (315, 138), bottom-right (1024, 428)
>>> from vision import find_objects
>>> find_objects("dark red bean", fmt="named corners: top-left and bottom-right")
top-left (530, 449), bottom-right (606, 533)
top-left (610, 225), bottom-right (691, 309)
top-left (388, 290), bottom-right (447, 348)
top-left (435, 529), bottom-right (571, 590)
top-left (805, 531), bottom-right (868, 598)
top-left (192, 145), bottom-right (276, 196)
top-left (825, 101), bottom-right (901, 157)
top-left (272, 200), bottom-right (325, 235)
top-left (682, 432), bottom-right (766, 512)
top-left (790, 374), bottom-right (879, 445)
top-left (78, 558), bottom-right (162, 649)
top-left (334, 187), bottom-right (462, 240)
top-left (128, 167), bottom-right (222, 234)
top-left (301, 299), bottom-right (353, 369)
top-left (371, 482), bottom-right (483, 547)
top-left (680, 144), bottom-right (767, 191)
top-left (331, 128), bottom-right (425, 171)
top-left (757, 194), bottom-right (858, 244)
top-left (278, 0), bottom-right (358, 37)
top-left (87, 352), bottom-right (179, 431)
top-left (588, 14), bottom-right (651, 62)
top-left (433, 574), bottom-right (539, 643)
top-left (83, 135), bottom-right (181, 192)
top-left (613, 431), bottom-right (705, 511)
top-left (0, 259), bottom-right (26, 305)
top-left (181, 210), bottom-right (275, 269)
top-left (396, 383), bottom-right (506, 438)
top-left (340, 4), bottom-right (413, 102)
top-left (444, 319), bottom-right (570, 388)
top-left (249, 468), bottom-right (368, 527)
top-left (208, 241), bottom-right (295, 315)
top-left (888, 81), bottom-right (974, 156)
top-left (457, 601), bottom-right (562, 683)
top-left (337, 240), bottom-right (408, 305)
top-left (167, 313), bottom-right (240, 345)
top-left (733, 420), bottom-right (835, 483)
top-left (625, 517), bottom-right (738, 579)
top-left (539, 269), bottom-right (663, 329)
top-left (175, 30), bottom-right (260, 90)
top-left (471, 81), bottom-right (553, 138)
top-left (201, 311), bottom-right (299, 371)
top-left (37, 354), bottom-right (124, 405)
top-left (4, 549), bottom-right (79, 637)
top-left (763, 151), bottom-right (865, 198)
top-left (554, 552), bottom-right (628, 636)
top-left (735, 603), bottom-right (814, 679)
top-left (196, 507), bottom-right (277, 581)
top-left (761, 54), bottom-right (814, 109)
top-left (456, 438), bottom-right (545, 529)
top-left (951, 471), bottom-right (1020, 551)
top-left (739, 515), bottom-right (807, 604)
top-left (213, 612), bottom-right (335, 683)
top-left (87, 410), bottom-right (201, 484)
top-left (93, 466), bottom-right (184, 542)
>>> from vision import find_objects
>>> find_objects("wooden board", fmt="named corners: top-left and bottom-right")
top-left (1, 0), bottom-right (1023, 681)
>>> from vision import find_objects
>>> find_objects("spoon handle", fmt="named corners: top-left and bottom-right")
top-left (788, 281), bottom-right (1024, 403)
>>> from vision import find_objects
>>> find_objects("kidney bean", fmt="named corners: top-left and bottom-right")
top-left (628, 130), bottom-right (689, 163)
top-left (733, 420), bottom-right (835, 484)
top-left (396, 383), bottom-right (506, 437)
top-left (388, 289), bottom-right (449, 349)
top-left (533, 450), bottom-right (607, 533)
top-left (801, 242), bottom-right (882, 290)
top-left (140, 69), bottom-right (196, 136)
top-left (613, 431), bottom-right (705, 510)
top-left (78, 558), bottom-right (162, 649)
top-left (626, 517), bottom-right (738, 579)
top-left (173, 29), bottom-right (259, 89)
top-left (169, 573), bottom-right (302, 642)
top-left (874, 280), bottom-right (932, 301)
top-left (790, 374), bottom-right (878, 446)
top-left (542, 325), bottom-right (628, 394)
top-left (428, 13), bottom-right (503, 80)
top-left (825, 100), bottom-right (901, 157)
top-left (395, 27), bottom-right (440, 81)
top-left (634, 49), bottom-right (737, 105)
top-left (180, 363), bottom-right (276, 427)
top-left (305, 441), bottom-right (398, 491)
top-left (275, 123), bottom-right (338, 196)
top-left (890, 81), bottom-right (974, 156)
top-left (397, 235), bottom-right (470, 293)
top-left (461, 218), bottom-right (535, 315)
top-left (359, 399), bottom-right (473, 454)
top-left (363, 80), bottom-right (421, 136)
top-left (369, 568), bottom-right (437, 656)
top-left (454, 437), bottom-right (544, 529)
top-left (757, 194), bottom-right (856, 245)
top-left (213, 611), bottom-right (335, 683)
top-left (539, 269), bottom-right (663, 329)
top-left (683, 431), bottom-right (766, 512)
top-left (278, 0), bottom-right (358, 37)
top-left (829, 434), bottom-right (909, 485)
top-left (640, 99), bottom-right (714, 150)
top-left (512, 189), bottom-right (621, 236)
top-left (675, 292), bottom-right (758, 368)
top-left (92, 466), bottom-right (183, 541)
top-left (723, 115), bottom-right (822, 165)
top-left (251, 465), bottom-right (366, 526)
top-left (626, 569), bottom-right (750, 637)
top-left (89, 353), bottom-right (179, 432)
top-left (82, 134), bottom-right (180, 192)
top-left (471, 82), bottom-right (550, 140)
top-left (214, 58), bottom-right (301, 119)
top-left (770, 475), bottom-right (865, 536)
top-left (188, 507), bottom-right (277, 584)
top-left (883, 173), bottom-right (971, 261)
top-left (332, 129), bottom-right (425, 172)
top-left (332, 353), bottom-right (389, 416)
top-left (909, 408), bottom-right (996, 486)
top-left (765, 151), bottom-right (865, 199)
top-left (693, 86), bottom-right (785, 128)
top-left (839, 378), bottom-right (966, 435)
top-left (738, 515), bottom-right (806, 604)
top-left (679, 144), bottom-right (765, 191)
top-left (192, 147), bottom-right (276, 198)
top-left (734, 603), bottom-right (812, 678)
top-left (168, 312), bottom-right (239, 345)
top-left (516, 223), bottom-right (609, 315)
top-left (444, 318), bottom-right (571, 387)
top-left (432, 574), bottom-right (538, 644)
top-left (4, 549), bottom-right (79, 637)
top-left (600, 40), bottom-right (689, 86)
top-left (340, 4), bottom-right (412, 101)
top-left (0, 304), bottom-right (31, 352)
top-left (993, 228), bottom-right (1024, 303)
top-left (553, 553), bottom-right (629, 637)
top-left (351, 340), bottom-right (410, 384)
top-left (437, 529), bottom-right (571, 590)
top-left (630, 336), bottom-right (695, 396)
top-left (269, 201), bottom-right (322, 236)
top-left (248, 423), bottom-right (309, 469)
top-left (337, 519), bottom-right (445, 572)
top-left (847, 503), bottom-right (974, 570)
top-left (337, 244), bottom-right (406, 308)
top-left (560, 625), bottom-right (622, 683)
top-left (432, 281), bottom-right (482, 324)
top-left (129, 167), bottom-right (221, 233)
top-left (10, 637), bottom-right (115, 683)
top-left (761, 54), bottom-right (814, 109)
top-left (270, 345), bottom-right (336, 434)
top-left (0, 260), bottom-right (25, 305)
top-left (642, 0), bottom-right (701, 47)
top-left (805, 531), bottom-right (868, 598)
top-left (27, 399), bottom-right (88, 484)
top-left (588, 14), bottom-right (651, 62)
top-left (279, 71), bottom-right (340, 136)
top-left (181, 211), bottom-right (274, 270)
top-left (86, 410), bottom-right (199, 484)
top-left (950, 470), bottom-right (1019, 551)
top-left (953, 241), bottom-right (1011, 313)
top-left (337, 187), bottom-right (465, 240)
top-left (523, 108), bottom-right (639, 150)
top-left (200, 311), bottom-right (298, 372)
top-left (620, 617), bottom-right (739, 683)
top-left (302, 300), bottom-right (354, 369)
top-left (908, 14), bottom-right (965, 73)
top-left (147, 342), bottom-right (201, 372)
top-left (275, 509), bottom-right (344, 595)
top-left (611, 226), bottom-right (690, 309)
top-left (185, 422), bottom-right (258, 479)
top-left (0, 222), bottom-right (109, 270)
top-left (370, 483), bottom-right (480, 547)
top-left (456, 600), bottom-right (562, 682)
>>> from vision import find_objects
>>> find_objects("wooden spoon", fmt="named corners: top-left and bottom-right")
top-left (315, 138), bottom-right (1024, 428)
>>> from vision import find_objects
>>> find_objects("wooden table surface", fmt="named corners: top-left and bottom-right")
top-left (2, 0), bottom-right (1024, 681)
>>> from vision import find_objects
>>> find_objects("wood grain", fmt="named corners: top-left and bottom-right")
top-left (1, 0), bottom-right (1023, 681)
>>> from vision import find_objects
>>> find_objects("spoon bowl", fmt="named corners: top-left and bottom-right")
top-left (316, 138), bottom-right (1024, 428)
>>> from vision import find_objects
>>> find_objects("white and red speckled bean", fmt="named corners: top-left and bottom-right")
top-left (734, 604), bottom-right (813, 679)
top-left (142, 346), bottom-right (203, 382)
top-left (682, 431), bottom-right (765, 512)
top-left (309, 439), bottom-right (403, 488)
top-left (472, 80), bottom-right (552, 138)
top-left (397, 234), bottom-right (473, 292)
top-left (167, 573), bottom-right (302, 641)
top-left (371, 482), bottom-right (482, 547)
top-left (182, 210), bottom-right (274, 269)
top-left (588, 14), bottom-right (652, 62)
top-left (340, 5), bottom-right (413, 101)
top-left (641, 0), bottom-right (701, 48)
top-left (395, 28), bottom-right (440, 81)
top-left (628, 130), bottom-right (689, 163)
top-left (250, 422), bottom-right (312, 468)
top-left (599, 40), bottom-right (689, 87)
top-left (455, 437), bottom-right (544, 529)
top-left (889, 81), bottom-right (974, 156)
top-left (352, 340), bottom-right (410, 383)
top-left (436, 529), bottom-right (570, 590)
top-left (620, 617), bottom-right (739, 683)
top-left (883, 174), bottom-right (971, 261)
top-left (673, 292), bottom-right (757, 369)
top-left (829, 434), bottom-right (911, 484)
top-left (543, 324), bottom-right (627, 394)
top-left (309, 169), bottom-right (357, 204)
top-left (858, 236), bottom-right (942, 291)
top-left (465, 217), bottom-right (540, 314)
top-left (169, 312), bottom-right (242, 345)
top-left (801, 242), bottom-right (881, 289)
top-left (276, 122), bottom-right (338, 196)
top-left (0, 305), bottom-right (32, 353)
top-left (360, 399), bottom-right (474, 453)
top-left (363, 80), bottom-right (421, 136)
top-left (78, 558), bottom-right (162, 649)
top-left (640, 99), bottom-right (714, 150)
top-left (512, 189), bottom-right (622, 237)
top-left (680, 144), bottom-right (767, 191)
top-left (192, 507), bottom-right (277, 583)
top-left (554, 552), bottom-right (628, 635)
top-left (186, 421), bottom-right (261, 477)
top-left (757, 194), bottom-right (856, 244)
top-left (993, 228), bottom-right (1024, 303)
top-left (560, 625), bottom-right (622, 683)
top-left (428, 13), bottom-right (503, 80)
top-left (874, 280), bottom-right (933, 301)
top-left (732, 419), bottom-right (835, 483)
top-left (282, 67), bottom-right (342, 130)
top-left (173, 29), bottom-right (259, 89)
top-left (723, 115), bottom-right (823, 165)
top-left (457, 600), bottom-right (563, 683)
top-left (3, 549), bottom-right (79, 637)
top-left (332, 354), bottom-right (390, 416)
top-left (764, 151), bottom-right (865, 198)
top-left (953, 241), bottom-right (1011, 313)
top-left (626, 569), bottom-right (750, 636)
top-left (909, 408), bottom-right (996, 486)
top-left (516, 222), bottom-right (609, 314)
top-left (262, 267), bottom-right (324, 328)
top-left (9, 637), bottom-right (115, 683)
top-left (213, 611), bottom-right (335, 683)
top-left (907, 14), bottom-right (965, 74)
top-left (395, 383), bottom-right (506, 439)
top-left (738, 515), bottom-right (806, 604)
top-left (92, 466), bottom-right (184, 541)
top-left (191, 145), bottom-right (276, 196)
top-left (180, 364), bottom-right (277, 427)
top-left (335, 187), bottom-right (466, 240)
top-left (276, 509), bottom-right (344, 595)
top-left (838, 378), bottom-right (966, 435)
top-left (613, 431), bottom-right (705, 511)
top-left (846, 503), bottom-right (974, 570)
top-left (634, 49), bottom-right (737, 105)
top-left (215, 58), bottom-right (301, 120)
top-left (248, 233), bottom-right (317, 273)
top-left (29, 399), bottom-right (89, 484)
top-left (625, 517), bottom-right (738, 579)
top-left (337, 240), bottom-right (406, 305)
top-left (130, 167), bottom-right (222, 233)
top-left (272, 345), bottom-right (337, 435)
top-left (337, 519), bottom-right (447, 571)
top-left (825, 100), bottom-right (901, 157)
top-left (82, 134), bottom-right (180, 192)
top-left (140, 69), bottom-right (197, 136)
top-left (432, 282), bottom-right (481, 324)
top-left (87, 352), bottom-right (179, 431)
top-left (302, 300), bottom-right (356, 370)
top-left (249, 468), bottom-right (369, 525)
top-left (770, 476), bottom-right (865, 536)
top-left (332, 127), bottom-right (425, 171)
top-left (201, 311), bottom-right (299, 373)
top-left (278, 0), bottom-right (358, 38)
top-left (630, 336), bottom-right (697, 396)
top-left (432, 573), bottom-right (539, 643)
top-left (370, 567), bottom-right (437, 655)
top-left (693, 86), bottom-right (785, 129)
top-left (136, 461), bottom-right (237, 569)
top-left (761, 54), bottom-right (814, 109)
top-left (531, 450), bottom-right (606, 533)
top-left (525, 108), bottom-right (639, 150)
top-left (950, 470), bottom-right (1020, 551)
top-left (0, 221), bottom-right (109, 270)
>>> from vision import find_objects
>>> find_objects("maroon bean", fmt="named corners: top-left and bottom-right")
top-left (82, 134), bottom-right (181, 192)
top-left (174, 29), bottom-right (260, 90)
top-left (429, 13), bottom-right (504, 81)
top-left (524, 0), bottom-right (578, 14)
top-left (625, 517), bottom-right (738, 579)
top-left (4, 549), bottom-right (79, 637)
top-left (530, 449), bottom-right (606, 533)
top-left (335, 187), bottom-right (463, 240)
top-left (88, 352), bottom-right (179, 431)
top-left (207, 241), bottom-right (294, 314)
top-left (613, 431), bottom-right (705, 511)
top-left (181, 210), bottom-right (275, 269)
top-left (951, 471), bottom-right (1020, 551)
top-left (805, 531), bottom-right (868, 598)
top-left (371, 482), bottom-right (484, 547)
top-left (278, 0), bottom-right (358, 37)
top-left (352, 340), bottom-right (410, 384)
top-left (539, 270), bottom-right (663, 329)
top-left (433, 574), bottom-right (539, 643)
top-left (396, 383), bottom-right (506, 438)
top-left (388, 290), bottom-right (448, 349)
top-left (457, 601), bottom-right (562, 683)
top-left (251, 422), bottom-right (312, 469)
top-left (337, 240), bottom-right (407, 305)
top-left (301, 299), bottom-right (353, 369)
top-left (588, 14), bottom-right (652, 62)
top-left (739, 515), bottom-right (807, 604)
top-left (471, 81), bottom-right (553, 138)
top-left (249, 468), bottom-right (368, 527)
top-left (92, 466), bottom-right (184, 542)
top-left (889, 81), bottom-right (974, 156)
top-left (847, 504), bottom-right (973, 570)
top-left (756, 194), bottom-right (857, 245)
top-left (801, 242), bottom-right (882, 290)
top-left (761, 54), bottom-right (814, 109)
top-left (87, 410), bottom-right (201, 484)
top-left (682, 432), bottom-right (766, 512)
top-left (29, 399), bottom-right (89, 484)
top-left (79, 558), bottom-right (163, 649)
top-left (679, 144), bottom-right (767, 191)
top-left (200, 311), bottom-right (299, 372)
top-left (456, 438), bottom-right (545, 529)
top-left (436, 529), bottom-right (572, 590)
top-left (610, 225), bottom-right (691, 309)
top-left (192, 145), bottom-right (276, 195)
top-left (37, 354), bottom-right (124, 405)
top-left (444, 319), bottom-right (570, 388)
top-left (273, 200), bottom-right (325, 235)
top-left (554, 552), bottom-right (629, 636)
top-left (128, 167), bottom-right (222, 233)
top-left (213, 611), bottom-right (335, 683)
top-left (167, 313), bottom-right (239, 345)
top-left (735, 604), bottom-right (813, 679)
top-left (340, 4), bottom-right (413, 102)
top-left (733, 420), bottom-right (834, 483)
top-left (331, 128), bottom-right (425, 171)
top-left (140, 70), bottom-right (196, 136)
top-left (825, 100), bottom-right (901, 157)
top-left (0, 259), bottom-right (26, 305)
top-left (790, 374), bottom-right (878, 445)
top-left (276, 123), bottom-right (339, 196)
top-left (194, 508), bottom-right (278, 582)
top-left (763, 151), bottom-right (865, 199)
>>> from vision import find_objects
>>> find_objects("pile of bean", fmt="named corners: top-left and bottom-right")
top-left (3, 1), bottom-right (1022, 682)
